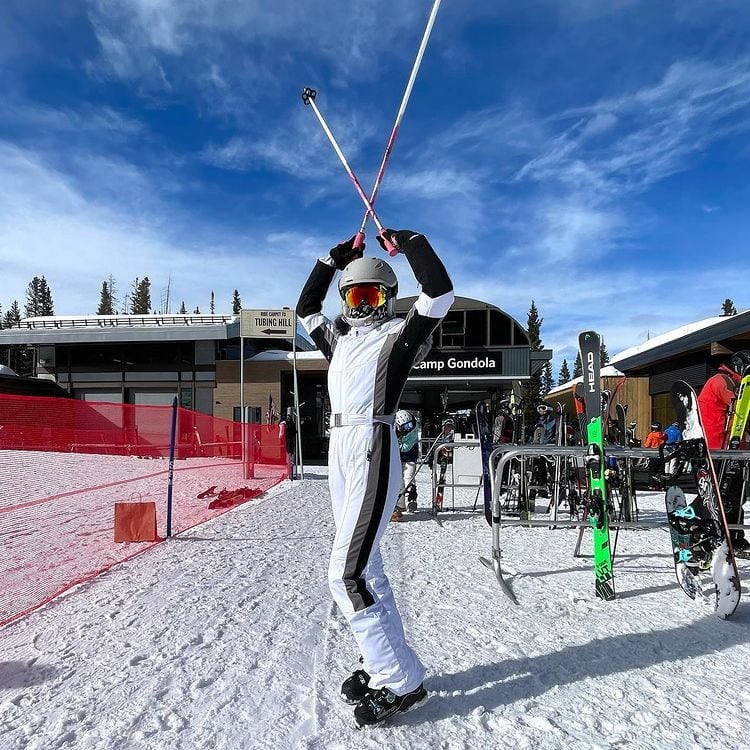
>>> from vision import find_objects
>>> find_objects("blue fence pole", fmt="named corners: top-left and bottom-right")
top-left (166, 396), bottom-right (178, 538)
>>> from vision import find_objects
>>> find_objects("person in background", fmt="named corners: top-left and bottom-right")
top-left (663, 421), bottom-right (682, 445)
top-left (644, 421), bottom-right (666, 490)
top-left (493, 401), bottom-right (515, 445)
top-left (393, 409), bottom-right (420, 520)
top-left (698, 351), bottom-right (750, 553)
top-left (531, 404), bottom-right (556, 445)
top-left (281, 407), bottom-right (297, 479)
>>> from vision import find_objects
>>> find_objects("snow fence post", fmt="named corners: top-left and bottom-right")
top-left (166, 396), bottom-right (178, 538)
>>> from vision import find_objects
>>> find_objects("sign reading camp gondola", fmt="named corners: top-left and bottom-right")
top-left (411, 350), bottom-right (503, 378)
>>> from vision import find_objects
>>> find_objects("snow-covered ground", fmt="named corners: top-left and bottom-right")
top-left (2, 469), bottom-right (750, 749)
top-left (1, 451), bottom-right (285, 627)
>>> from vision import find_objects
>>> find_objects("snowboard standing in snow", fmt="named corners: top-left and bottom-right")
top-left (663, 381), bottom-right (741, 618)
top-left (476, 400), bottom-right (493, 526)
top-left (578, 331), bottom-right (615, 601)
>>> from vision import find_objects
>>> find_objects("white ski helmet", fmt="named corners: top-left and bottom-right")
top-left (395, 409), bottom-right (416, 435)
top-left (338, 256), bottom-right (398, 327)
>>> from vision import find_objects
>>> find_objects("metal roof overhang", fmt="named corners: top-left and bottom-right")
top-left (0, 324), bottom-right (235, 345)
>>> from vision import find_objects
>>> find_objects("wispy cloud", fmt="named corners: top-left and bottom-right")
top-left (0, 142), bottom-right (326, 315)
top-left (517, 58), bottom-right (750, 195)
top-left (85, 0), bottom-right (425, 112)
top-left (202, 102), bottom-right (379, 183)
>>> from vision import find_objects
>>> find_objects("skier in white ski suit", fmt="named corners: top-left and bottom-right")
top-left (296, 229), bottom-right (453, 707)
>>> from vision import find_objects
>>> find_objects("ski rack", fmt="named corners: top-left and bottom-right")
top-left (483, 444), bottom-right (750, 599)
top-left (430, 440), bottom-right (484, 511)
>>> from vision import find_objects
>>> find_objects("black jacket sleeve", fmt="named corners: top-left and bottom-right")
top-left (296, 259), bottom-right (338, 362)
top-left (393, 232), bottom-right (453, 300)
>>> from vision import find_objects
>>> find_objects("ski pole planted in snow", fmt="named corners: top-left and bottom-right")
top-left (301, 88), bottom-right (399, 256)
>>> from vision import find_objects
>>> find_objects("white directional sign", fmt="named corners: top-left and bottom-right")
top-left (240, 309), bottom-right (296, 338)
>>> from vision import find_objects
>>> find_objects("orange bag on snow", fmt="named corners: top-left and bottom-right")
top-left (113, 501), bottom-right (158, 543)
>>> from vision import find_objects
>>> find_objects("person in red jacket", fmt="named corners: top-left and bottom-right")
top-left (644, 422), bottom-right (666, 449)
top-left (698, 351), bottom-right (750, 552)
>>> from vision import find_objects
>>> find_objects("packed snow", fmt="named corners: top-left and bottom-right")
top-left (2, 468), bottom-right (750, 749)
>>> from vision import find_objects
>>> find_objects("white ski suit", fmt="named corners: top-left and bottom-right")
top-left (297, 233), bottom-right (453, 695)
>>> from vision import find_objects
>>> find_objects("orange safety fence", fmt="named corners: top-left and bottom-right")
top-left (0, 393), bottom-right (289, 628)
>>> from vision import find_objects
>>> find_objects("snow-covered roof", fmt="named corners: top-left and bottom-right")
top-left (611, 316), bottom-right (729, 365)
top-left (547, 365), bottom-right (624, 396)
top-left (611, 309), bottom-right (750, 372)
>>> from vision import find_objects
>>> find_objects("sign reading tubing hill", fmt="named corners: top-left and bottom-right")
top-left (240, 309), bottom-right (296, 338)
top-left (410, 349), bottom-right (504, 379)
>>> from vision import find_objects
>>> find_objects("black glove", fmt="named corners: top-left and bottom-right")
top-left (329, 236), bottom-right (364, 270)
top-left (376, 229), bottom-right (422, 254)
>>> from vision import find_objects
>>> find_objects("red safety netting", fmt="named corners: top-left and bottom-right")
top-left (0, 393), bottom-right (289, 628)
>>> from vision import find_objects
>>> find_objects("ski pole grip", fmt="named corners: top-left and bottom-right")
top-left (352, 232), bottom-right (366, 251)
top-left (301, 87), bottom-right (316, 105)
top-left (378, 230), bottom-right (399, 257)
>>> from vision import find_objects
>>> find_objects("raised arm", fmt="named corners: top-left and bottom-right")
top-left (296, 237), bottom-right (363, 361)
top-left (378, 229), bottom-right (454, 321)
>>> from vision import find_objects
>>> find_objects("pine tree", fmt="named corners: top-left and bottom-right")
top-left (600, 339), bottom-right (610, 367)
top-left (210, 291), bottom-right (215, 314)
top-left (521, 300), bottom-right (544, 429)
top-left (558, 358), bottom-right (571, 385)
top-left (541, 361), bottom-right (554, 396)
top-left (24, 276), bottom-right (42, 318)
top-left (97, 281), bottom-right (114, 315)
top-left (194, 306), bottom-right (201, 314)
top-left (722, 298), bottom-right (738, 316)
top-left (3, 301), bottom-right (31, 375)
top-left (3, 300), bottom-right (21, 329)
top-left (38, 277), bottom-right (54, 316)
top-left (129, 277), bottom-right (152, 314)
top-left (179, 301), bottom-right (187, 314)
top-left (232, 290), bottom-right (242, 314)
top-left (573, 352), bottom-right (583, 378)
top-left (108, 275), bottom-right (119, 313)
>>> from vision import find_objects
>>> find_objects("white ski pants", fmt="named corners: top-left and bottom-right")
top-left (327, 422), bottom-right (426, 695)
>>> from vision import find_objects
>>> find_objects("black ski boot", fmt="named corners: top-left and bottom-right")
top-left (353, 683), bottom-right (427, 727)
top-left (340, 668), bottom-right (371, 705)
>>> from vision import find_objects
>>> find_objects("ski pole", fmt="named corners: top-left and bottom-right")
top-left (352, 0), bottom-right (442, 251)
top-left (301, 88), bottom-right (399, 257)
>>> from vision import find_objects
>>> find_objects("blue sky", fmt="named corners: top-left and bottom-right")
top-left (1, 0), bottom-right (750, 374)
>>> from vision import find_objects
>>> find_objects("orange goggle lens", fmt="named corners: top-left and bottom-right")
top-left (344, 284), bottom-right (386, 309)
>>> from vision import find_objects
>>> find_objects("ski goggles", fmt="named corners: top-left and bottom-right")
top-left (343, 284), bottom-right (386, 310)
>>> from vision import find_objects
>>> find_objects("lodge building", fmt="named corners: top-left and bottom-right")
top-left (0, 296), bottom-right (552, 461)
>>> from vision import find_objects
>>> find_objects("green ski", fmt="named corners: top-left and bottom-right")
top-left (578, 330), bottom-right (615, 600)
top-left (726, 367), bottom-right (750, 450)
